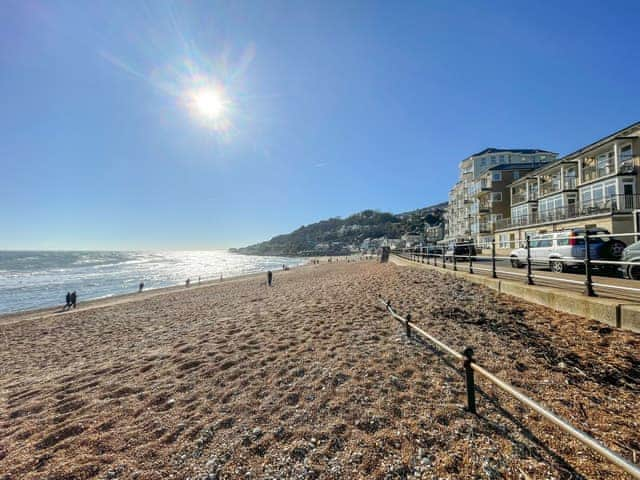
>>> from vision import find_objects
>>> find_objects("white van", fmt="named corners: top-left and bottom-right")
top-left (509, 228), bottom-right (625, 273)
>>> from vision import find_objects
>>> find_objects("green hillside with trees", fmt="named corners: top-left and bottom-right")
top-left (231, 202), bottom-right (446, 256)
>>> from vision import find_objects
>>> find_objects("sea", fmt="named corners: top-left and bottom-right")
top-left (0, 250), bottom-right (306, 315)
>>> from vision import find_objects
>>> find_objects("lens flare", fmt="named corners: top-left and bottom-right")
top-left (190, 88), bottom-right (228, 120)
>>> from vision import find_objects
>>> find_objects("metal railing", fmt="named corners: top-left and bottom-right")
top-left (400, 230), bottom-right (640, 298)
top-left (379, 297), bottom-right (640, 479)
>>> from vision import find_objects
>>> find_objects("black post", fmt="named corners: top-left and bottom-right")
top-left (463, 347), bottom-right (476, 414)
top-left (491, 239), bottom-right (497, 278)
top-left (453, 245), bottom-right (457, 271)
top-left (434, 249), bottom-right (438, 267)
top-left (526, 236), bottom-right (534, 285)
top-left (468, 244), bottom-right (473, 274)
top-left (584, 228), bottom-right (596, 297)
top-left (442, 248), bottom-right (446, 269)
top-left (405, 313), bottom-right (412, 338)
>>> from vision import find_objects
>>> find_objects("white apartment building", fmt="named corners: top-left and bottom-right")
top-left (446, 148), bottom-right (557, 244)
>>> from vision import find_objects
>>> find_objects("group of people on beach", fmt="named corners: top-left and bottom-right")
top-left (64, 291), bottom-right (77, 310)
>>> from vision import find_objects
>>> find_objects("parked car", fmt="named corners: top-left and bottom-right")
top-left (620, 241), bottom-right (640, 279)
top-left (509, 228), bottom-right (626, 273)
top-left (444, 243), bottom-right (477, 261)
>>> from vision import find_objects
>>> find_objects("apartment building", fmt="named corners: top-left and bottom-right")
top-left (473, 163), bottom-right (548, 246)
top-left (425, 223), bottom-right (445, 244)
top-left (495, 121), bottom-right (640, 248)
top-left (446, 148), bottom-right (557, 244)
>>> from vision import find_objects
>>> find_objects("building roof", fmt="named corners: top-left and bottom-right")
top-left (470, 147), bottom-right (556, 157)
top-left (562, 121), bottom-right (640, 160)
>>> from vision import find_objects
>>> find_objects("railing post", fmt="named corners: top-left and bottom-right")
top-left (434, 250), bottom-right (438, 267)
top-left (468, 244), bottom-right (473, 274)
top-left (463, 347), bottom-right (476, 414)
top-left (584, 228), bottom-right (596, 297)
top-left (452, 246), bottom-right (457, 271)
top-left (442, 248), bottom-right (446, 269)
top-left (491, 239), bottom-right (497, 278)
top-left (405, 313), bottom-right (412, 338)
top-left (526, 236), bottom-right (534, 285)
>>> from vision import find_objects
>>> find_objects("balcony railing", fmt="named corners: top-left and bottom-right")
top-left (582, 161), bottom-right (615, 182)
top-left (512, 192), bottom-right (527, 204)
top-left (478, 202), bottom-right (491, 212)
top-left (495, 194), bottom-right (640, 230)
top-left (540, 181), bottom-right (561, 196)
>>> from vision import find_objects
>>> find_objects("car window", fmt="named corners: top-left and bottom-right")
top-left (556, 237), bottom-right (568, 246)
top-left (538, 239), bottom-right (552, 247)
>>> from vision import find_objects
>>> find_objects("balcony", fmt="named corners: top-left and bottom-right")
top-left (511, 192), bottom-right (527, 204)
top-left (478, 222), bottom-right (492, 233)
top-left (495, 194), bottom-right (640, 231)
top-left (540, 181), bottom-right (561, 196)
top-left (478, 202), bottom-right (491, 213)
top-left (582, 161), bottom-right (615, 182)
top-left (564, 176), bottom-right (577, 189)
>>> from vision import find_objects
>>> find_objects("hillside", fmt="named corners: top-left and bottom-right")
top-left (231, 202), bottom-right (446, 256)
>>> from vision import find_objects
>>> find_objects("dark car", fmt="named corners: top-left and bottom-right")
top-left (445, 243), bottom-right (477, 260)
top-left (620, 241), bottom-right (640, 279)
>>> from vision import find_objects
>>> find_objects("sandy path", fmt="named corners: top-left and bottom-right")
top-left (1, 262), bottom-right (638, 479)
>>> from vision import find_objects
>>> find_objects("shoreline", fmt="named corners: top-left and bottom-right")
top-left (0, 255), bottom-right (375, 325)
top-left (0, 263), bottom-right (307, 326)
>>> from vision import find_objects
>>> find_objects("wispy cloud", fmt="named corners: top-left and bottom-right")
top-left (315, 162), bottom-right (328, 168)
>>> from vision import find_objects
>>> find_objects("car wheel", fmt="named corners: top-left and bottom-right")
top-left (601, 239), bottom-right (626, 259)
top-left (628, 264), bottom-right (640, 280)
top-left (550, 260), bottom-right (565, 273)
top-left (510, 258), bottom-right (521, 268)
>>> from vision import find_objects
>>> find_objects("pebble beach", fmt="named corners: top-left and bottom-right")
top-left (1, 261), bottom-right (639, 479)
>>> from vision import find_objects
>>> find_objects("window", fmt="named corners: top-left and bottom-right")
top-left (538, 239), bottom-right (552, 248)
top-left (620, 145), bottom-right (633, 164)
top-left (492, 171), bottom-right (502, 182)
top-left (513, 171), bottom-right (520, 180)
top-left (491, 192), bottom-right (502, 202)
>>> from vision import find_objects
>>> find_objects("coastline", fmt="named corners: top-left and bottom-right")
top-left (0, 261), bottom-right (313, 326)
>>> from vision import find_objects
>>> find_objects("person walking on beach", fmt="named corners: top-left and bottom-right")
top-left (267, 270), bottom-right (273, 287)
top-left (139, 282), bottom-right (144, 293)
top-left (70, 291), bottom-right (77, 309)
top-left (186, 278), bottom-right (190, 287)
top-left (65, 292), bottom-right (71, 310)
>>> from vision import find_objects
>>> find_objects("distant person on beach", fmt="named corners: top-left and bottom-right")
top-left (186, 278), bottom-right (190, 287)
top-left (70, 291), bottom-right (77, 309)
top-left (65, 292), bottom-right (71, 310)
top-left (267, 270), bottom-right (273, 287)
top-left (139, 282), bottom-right (144, 293)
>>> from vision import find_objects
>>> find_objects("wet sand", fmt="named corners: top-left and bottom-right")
top-left (1, 262), bottom-right (638, 479)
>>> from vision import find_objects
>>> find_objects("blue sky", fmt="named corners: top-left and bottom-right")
top-left (1, 0), bottom-right (639, 249)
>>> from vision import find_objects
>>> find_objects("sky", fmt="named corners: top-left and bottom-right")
top-left (1, 0), bottom-right (639, 250)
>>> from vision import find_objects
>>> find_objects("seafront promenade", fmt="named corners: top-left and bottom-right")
top-left (1, 261), bottom-right (638, 479)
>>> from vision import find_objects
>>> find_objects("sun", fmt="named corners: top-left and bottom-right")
top-left (189, 88), bottom-right (228, 120)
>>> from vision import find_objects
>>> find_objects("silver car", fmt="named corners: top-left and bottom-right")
top-left (509, 228), bottom-right (625, 273)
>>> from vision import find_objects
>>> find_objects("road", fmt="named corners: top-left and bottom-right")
top-left (402, 253), bottom-right (640, 302)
